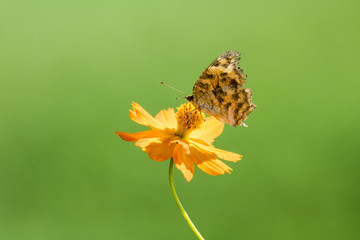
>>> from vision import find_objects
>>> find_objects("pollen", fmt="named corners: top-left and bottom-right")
top-left (175, 102), bottom-right (204, 138)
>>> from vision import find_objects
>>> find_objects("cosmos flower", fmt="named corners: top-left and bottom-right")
top-left (116, 102), bottom-right (242, 182)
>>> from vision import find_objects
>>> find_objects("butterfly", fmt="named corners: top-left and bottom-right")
top-left (185, 51), bottom-right (256, 127)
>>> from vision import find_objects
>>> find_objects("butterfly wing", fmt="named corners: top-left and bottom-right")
top-left (191, 51), bottom-right (256, 127)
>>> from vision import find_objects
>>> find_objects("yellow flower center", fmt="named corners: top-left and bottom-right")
top-left (175, 102), bottom-right (203, 138)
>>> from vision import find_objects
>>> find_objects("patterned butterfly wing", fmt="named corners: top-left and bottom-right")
top-left (190, 51), bottom-right (256, 127)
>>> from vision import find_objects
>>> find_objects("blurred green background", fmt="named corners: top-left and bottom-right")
top-left (1, 0), bottom-right (359, 239)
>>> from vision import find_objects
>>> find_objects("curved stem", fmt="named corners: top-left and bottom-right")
top-left (169, 158), bottom-right (205, 240)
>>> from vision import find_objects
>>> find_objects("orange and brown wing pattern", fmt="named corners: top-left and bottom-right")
top-left (190, 51), bottom-right (256, 127)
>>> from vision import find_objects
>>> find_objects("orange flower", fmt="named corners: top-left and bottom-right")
top-left (116, 102), bottom-right (242, 182)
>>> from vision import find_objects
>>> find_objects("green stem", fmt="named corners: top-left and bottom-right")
top-left (169, 158), bottom-right (205, 240)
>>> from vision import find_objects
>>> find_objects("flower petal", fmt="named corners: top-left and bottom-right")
top-left (170, 139), bottom-right (190, 154)
top-left (116, 130), bottom-right (162, 142)
top-left (138, 140), bottom-right (175, 162)
top-left (188, 138), bottom-right (214, 147)
top-left (134, 138), bottom-right (158, 148)
top-left (129, 102), bottom-right (166, 129)
top-left (190, 116), bottom-right (224, 144)
top-left (190, 141), bottom-right (242, 162)
top-left (190, 145), bottom-right (232, 176)
top-left (173, 144), bottom-right (194, 182)
top-left (155, 108), bottom-right (177, 130)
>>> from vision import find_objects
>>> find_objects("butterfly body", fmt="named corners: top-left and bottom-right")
top-left (186, 51), bottom-right (256, 127)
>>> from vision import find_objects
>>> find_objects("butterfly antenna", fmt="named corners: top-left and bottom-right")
top-left (160, 81), bottom-right (186, 96)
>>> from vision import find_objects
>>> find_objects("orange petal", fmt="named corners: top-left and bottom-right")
top-left (170, 139), bottom-right (190, 154)
top-left (173, 144), bottom-right (194, 182)
top-left (190, 140), bottom-right (242, 162)
top-left (135, 138), bottom-right (158, 148)
top-left (188, 137), bottom-right (214, 147)
top-left (161, 135), bottom-right (191, 154)
top-left (155, 108), bottom-right (177, 129)
top-left (190, 145), bottom-right (232, 176)
top-left (129, 102), bottom-right (166, 129)
top-left (116, 130), bottom-right (162, 142)
top-left (137, 140), bottom-right (175, 162)
top-left (190, 116), bottom-right (224, 144)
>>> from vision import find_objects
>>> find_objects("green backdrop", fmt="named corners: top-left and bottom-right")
top-left (1, 0), bottom-right (359, 239)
